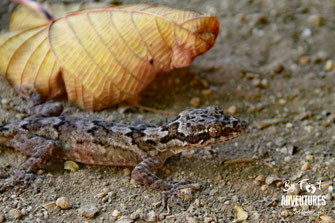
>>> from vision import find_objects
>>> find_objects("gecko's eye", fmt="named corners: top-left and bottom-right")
top-left (208, 125), bottom-right (222, 138)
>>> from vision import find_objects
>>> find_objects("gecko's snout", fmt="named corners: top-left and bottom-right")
top-left (231, 118), bottom-right (247, 133)
top-left (240, 120), bottom-right (248, 130)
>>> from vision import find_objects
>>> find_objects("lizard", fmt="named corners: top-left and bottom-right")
top-left (0, 92), bottom-right (247, 206)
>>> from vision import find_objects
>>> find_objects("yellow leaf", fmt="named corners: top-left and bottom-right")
top-left (1, 2), bottom-right (219, 111)
top-left (0, 25), bottom-right (63, 99)
top-left (9, 2), bottom-right (114, 31)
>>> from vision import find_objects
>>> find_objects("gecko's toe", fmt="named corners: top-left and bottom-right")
top-left (12, 170), bottom-right (40, 194)
top-left (161, 183), bottom-right (197, 208)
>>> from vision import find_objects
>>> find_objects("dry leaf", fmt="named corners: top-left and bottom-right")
top-left (234, 205), bottom-right (249, 222)
top-left (0, 2), bottom-right (219, 111)
top-left (64, 160), bottom-right (79, 172)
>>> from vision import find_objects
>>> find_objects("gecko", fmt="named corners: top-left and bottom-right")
top-left (0, 92), bottom-right (247, 206)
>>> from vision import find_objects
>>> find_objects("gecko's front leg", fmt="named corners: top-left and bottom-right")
top-left (1, 134), bottom-right (60, 193)
top-left (18, 89), bottom-right (63, 117)
top-left (131, 157), bottom-right (195, 207)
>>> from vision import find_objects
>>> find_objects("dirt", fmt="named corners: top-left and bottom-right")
top-left (0, 0), bottom-right (335, 222)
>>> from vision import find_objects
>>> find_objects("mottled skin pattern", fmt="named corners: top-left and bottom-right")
top-left (0, 93), bottom-right (247, 206)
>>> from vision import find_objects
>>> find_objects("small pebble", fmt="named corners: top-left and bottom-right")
top-left (305, 154), bottom-right (314, 161)
top-left (1, 98), bottom-right (9, 105)
top-left (130, 209), bottom-right (143, 220)
top-left (285, 123), bottom-right (293, 129)
top-left (204, 217), bottom-right (213, 223)
top-left (267, 125), bottom-right (278, 135)
top-left (275, 137), bottom-right (285, 147)
top-left (116, 216), bottom-right (134, 223)
top-left (8, 209), bottom-right (22, 220)
top-left (304, 125), bottom-right (313, 132)
top-left (301, 28), bottom-right (312, 38)
top-left (278, 98), bottom-right (286, 105)
top-left (56, 197), bottom-right (71, 209)
top-left (192, 183), bottom-right (201, 190)
top-left (201, 89), bottom-right (212, 96)
top-left (187, 216), bottom-right (199, 223)
top-left (301, 162), bottom-right (311, 171)
top-left (299, 56), bottom-right (310, 65)
top-left (78, 204), bottom-right (99, 218)
top-left (237, 13), bottom-right (246, 22)
top-left (97, 191), bottom-right (107, 199)
top-left (227, 105), bottom-right (237, 115)
top-left (234, 205), bottom-right (248, 222)
top-left (320, 216), bottom-right (335, 223)
top-left (280, 210), bottom-right (289, 218)
top-left (272, 63), bottom-right (284, 73)
top-left (251, 78), bottom-right (268, 88)
top-left (256, 15), bottom-right (268, 24)
top-left (145, 210), bottom-right (157, 222)
top-left (232, 195), bottom-right (239, 202)
top-left (165, 215), bottom-right (175, 221)
top-left (245, 72), bottom-right (257, 79)
top-left (307, 14), bottom-right (323, 27)
top-left (314, 51), bottom-right (329, 62)
top-left (260, 79), bottom-right (269, 88)
top-left (284, 156), bottom-right (291, 162)
top-left (289, 63), bottom-right (300, 73)
top-left (112, 209), bottom-right (122, 217)
top-left (20, 208), bottom-right (28, 216)
top-left (190, 97), bottom-right (200, 107)
top-left (251, 78), bottom-right (261, 87)
top-left (324, 60), bottom-right (335, 72)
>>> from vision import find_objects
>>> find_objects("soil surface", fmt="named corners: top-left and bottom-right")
top-left (1, 0), bottom-right (335, 222)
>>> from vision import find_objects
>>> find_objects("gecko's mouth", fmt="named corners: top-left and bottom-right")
top-left (224, 119), bottom-right (248, 140)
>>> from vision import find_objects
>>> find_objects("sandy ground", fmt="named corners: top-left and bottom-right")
top-left (0, 0), bottom-right (335, 222)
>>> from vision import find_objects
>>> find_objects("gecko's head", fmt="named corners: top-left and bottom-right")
top-left (162, 106), bottom-right (247, 150)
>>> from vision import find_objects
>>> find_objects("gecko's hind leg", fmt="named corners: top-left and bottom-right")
top-left (0, 134), bottom-right (60, 194)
